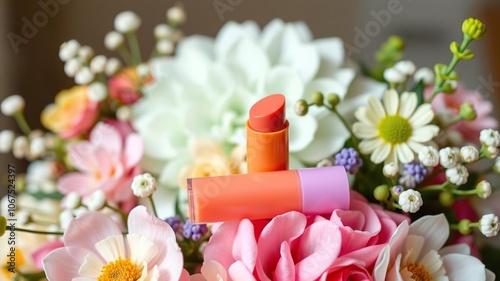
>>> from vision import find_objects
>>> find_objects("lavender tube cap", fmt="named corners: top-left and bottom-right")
top-left (298, 166), bottom-right (350, 215)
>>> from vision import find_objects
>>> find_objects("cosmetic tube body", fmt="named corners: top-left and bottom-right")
top-left (188, 166), bottom-right (350, 224)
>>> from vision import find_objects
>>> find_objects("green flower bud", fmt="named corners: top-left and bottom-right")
top-left (374, 185), bottom-right (390, 201)
top-left (459, 103), bottom-right (476, 121)
top-left (0, 216), bottom-right (6, 237)
top-left (326, 93), bottom-right (340, 107)
top-left (310, 91), bottom-right (324, 106)
top-left (387, 35), bottom-right (405, 50)
top-left (449, 41), bottom-right (475, 60)
top-left (462, 18), bottom-right (486, 40)
top-left (439, 190), bottom-right (454, 207)
top-left (458, 219), bottom-right (472, 235)
top-left (294, 99), bottom-right (309, 116)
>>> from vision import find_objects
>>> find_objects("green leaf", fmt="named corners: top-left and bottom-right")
top-left (411, 80), bottom-right (425, 106)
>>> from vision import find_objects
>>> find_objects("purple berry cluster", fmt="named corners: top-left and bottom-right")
top-left (183, 219), bottom-right (209, 241)
top-left (403, 161), bottom-right (428, 183)
top-left (164, 216), bottom-right (182, 232)
top-left (334, 148), bottom-right (363, 174)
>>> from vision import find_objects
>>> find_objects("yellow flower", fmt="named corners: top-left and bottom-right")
top-left (462, 18), bottom-right (486, 40)
top-left (353, 90), bottom-right (439, 164)
top-left (41, 86), bottom-right (98, 138)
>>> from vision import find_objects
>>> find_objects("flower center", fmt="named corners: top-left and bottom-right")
top-left (406, 263), bottom-right (432, 281)
top-left (97, 258), bottom-right (141, 281)
top-left (378, 115), bottom-right (412, 144)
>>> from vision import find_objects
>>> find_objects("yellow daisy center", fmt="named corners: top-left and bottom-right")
top-left (97, 258), bottom-right (141, 281)
top-left (406, 263), bottom-right (432, 281)
top-left (378, 115), bottom-right (412, 144)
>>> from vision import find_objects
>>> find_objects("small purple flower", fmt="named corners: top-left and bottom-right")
top-left (392, 185), bottom-right (405, 195)
top-left (164, 216), bottom-right (182, 232)
top-left (183, 219), bottom-right (209, 241)
top-left (334, 148), bottom-right (363, 174)
top-left (403, 161), bottom-right (428, 183)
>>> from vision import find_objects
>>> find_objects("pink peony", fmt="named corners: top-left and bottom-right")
top-left (57, 122), bottom-right (143, 210)
top-left (195, 190), bottom-right (408, 281)
top-left (426, 83), bottom-right (498, 143)
top-left (42, 206), bottom-right (189, 280)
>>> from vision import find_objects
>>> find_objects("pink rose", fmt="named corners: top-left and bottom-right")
top-left (197, 190), bottom-right (408, 280)
top-left (108, 67), bottom-right (143, 105)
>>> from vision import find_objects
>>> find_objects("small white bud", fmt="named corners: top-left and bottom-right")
top-left (383, 162), bottom-right (399, 177)
top-left (460, 145), bottom-right (479, 163)
top-left (393, 60), bottom-right (416, 76)
top-left (78, 46), bottom-right (94, 61)
top-left (418, 146), bottom-right (439, 167)
top-left (90, 55), bottom-right (107, 74)
top-left (59, 209), bottom-right (74, 229)
top-left (114, 11), bottom-right (141, 33)
top-left (445, 163), bottom-right (469, 186)
top-left (72, 206), bottom-right (88, 217)
top-left (167, 5), bottom-right (187, 26)
top-left (476, 180), bottom-right (492, 199)
top-left (87, 190), bottom-right (106, 211)
top-left (87, 82), bottom-right (108, 102)
top-left (104, 31), bottom-right (125, 50)
top-left (105, 58), bottom-right (122, 76)
top-left (0, 130), bottom-right (15, 153)
top-left (413, 67), bottom-right (435, 85)
top-left (64, 192), bottom-right (82, 210)
top-left (487, 146), bottom-right (499, 159)
top-left (480, 129), bottom-right (500, 147)
top-left (480, 214), bottom-right (499, 237)
top-left (131, 173), bottom-right (157, 198)
top-left (40, 181), bottom-right (57, 193)
top-left (74, 67), bottom-right (94, 85)
top-left (1, 95), bottom-right (25, 116)
top-left (12, 136), bottom-right (29, 159)
top-left (29, 137), bottom-right (46, 158)
top-left (59, 39), bottom-right (80, 61)
top-left (383, 68), bottom-right (405, 84)
top-left (156, 39), bottom-right (174, 55)
top-left (447, 80), bottom-right (458, 90)
top-left (398, 189), bottom-right (423, 213)
top-left (64, 58), bottom-right (81, 78)
top-left (439, 147), bottom-right (460, 168)
top-left (116, 106), bottom-right (132, 121)
top-left (154, 24), bottom-right (173, 39)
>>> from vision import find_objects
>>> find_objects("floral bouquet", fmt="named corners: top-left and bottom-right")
top-left (1, 4), bottom-right (499, 280)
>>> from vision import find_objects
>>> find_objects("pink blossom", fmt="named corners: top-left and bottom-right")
top-left (108, 67), bottom-right (143, 105)
top-left (42, 206), bottom-right (189, 280)
top-left (426, 83), bottom-right (498, 143)
top-left (31, 241), bottom-right (64, 270)
top-left (197, 190), bottom-right (408, 281)
top-left (57, 122), bottom-right (143, 211)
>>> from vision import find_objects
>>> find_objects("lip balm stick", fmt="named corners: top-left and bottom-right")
top-left (188, 166), bottom-right (350, 224)
top-left (246, 94), bottom-right (289, 173)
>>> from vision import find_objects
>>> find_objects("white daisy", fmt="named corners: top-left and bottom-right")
top-left (353, 90), bottom-right (439, 164)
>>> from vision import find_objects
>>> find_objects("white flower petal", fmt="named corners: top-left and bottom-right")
top-left (352, 122), bottom-right (378, 138)
top-left (127, 233), bottom-right (158, 266)
top-left (407, 140), bottom-right (426, 155)
top-left (419, 250), bottom-right (445, 276)
top-left (176, 35), bottom-right (215, 60)
top-left (280, 43), bottom-right (319, 82)
top-left (383, 89), bottom-right (399, 116)
top-left (409, 214), bottom-right (449, 258)
top-left (264, 67), bottom-right (304, 104)
top-left (403, 234), bottom-right (425, 263)
top-left (409, 104), bottom-right (435, 128)
top-left (410, 125), bottom-right (439, 142)
top-left (314, 38), bottom-right (345, 77)
top-left (95, 235), bottom-right (126, 263)
top-left (439, 244), bottom-right (470, 256)
top-left (354, 107), bottom-right (377, 126)
top-left (359, 138), bottom-right (383, 154)
top-left (395, 143), bottom-right (414, 164)
top-left (291, 21), bottom-right (313, 42)
top-left (260, 19), bottom-right (287, 64)
top-left (288, 114), bottom-right (318, 152)
top-left (371, 142), bottom-right (391, 164)
top-left (215, 21), bottom-right (253, 58)
top-left (78, 253), bottom-right (105, 278)
top-left (341, 76), bottom-right (386, 121)
top-left (442, 253), bottom-right (486, 281)
top-left (367, 96), bottom-right (387, 120)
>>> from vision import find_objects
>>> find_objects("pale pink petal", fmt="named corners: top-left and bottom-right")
top-left (124, 133), bottom-right (144, 169)
top-left (42, 248), bottom-right (83, 281)
top-left (127, 206), bottom-right (183, 280)
top-left (32, 241), bottom-right (64, 269)
top-left (68, 142), bottom-right (98, 173)
top-left (340, 244), bottom-right (385, 270)
top-left (179, 269), bottom-right (191, 281)
top-left (204, 221), bottom-right (241, 270)
top-left (409, 214), bottom-right (449, 258)
top-left (90, 122), bottom-right (122, 157)
top-left (232, 219), bottom-right (258, 272)
top-left (200, 260), bottom-right (228, 281)
top-left (58, 173), bottom-right (98, 197)
top-left (256, 212), bottom-right (306, 281)
top-left (442, 253), bottom-right (486, 281)
top-left (190, 274), bottom-right (207, 281)
top-left (274, 242), bottom-right (295, 281)
top-left (228, 261), bottom-right (257, 281)
top-left (294, 221), bottom-right (341, 281)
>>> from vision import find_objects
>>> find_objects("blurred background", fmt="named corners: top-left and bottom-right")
top-left (1, 0), bottom-right (499, 190)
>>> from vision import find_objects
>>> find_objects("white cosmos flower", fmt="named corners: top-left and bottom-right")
top-left (374, 214), bottom-right (495, 281)
top-left (132, 19), bottom-right (385, 190)
top-left (353, 90), bottom-right (439, 164)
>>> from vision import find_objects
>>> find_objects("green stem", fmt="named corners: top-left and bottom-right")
top-left (325, 105), bottom-right (359, 148)
top-left (126, 32), bottom-right (142, 65)
top-left (149, 196), bottom-right (158, 218)
top-left (452, 189), bottom-right (478, 196)
top-left (419, 181), bottom-right (450, 192)
top-left (13, 111), bottom-right (31, 135)
top-left (442, 115), bottom-right (463, 129)
top-left (117, 44), bottom-right (134, 66)
top-left (7, 226), bottom-right (64, 236)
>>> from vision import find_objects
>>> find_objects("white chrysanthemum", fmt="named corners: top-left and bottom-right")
top-left (374, 214), bottom-right (495, 281)
top-left (383, 162), bottom-right (399, 177)
top-left (132, 19), bottom-right (386, 189)
top-left (132, 173), bottom-right (157, 198)
top-left (439, 147), bottom-right (460, 168)
top-left (480, 129), bottom-right (500, 147)
top-left (445, 163), bottom-right (469, 186)
top-left (398, 189), bottom-right (423, 213)
top-left (480, 214), bottom-right (499, 237)
top-left (353, 90), bottom-right (439, 164)
top-left (418, 146), bottom-right (439, 167)
top-left (460, 145), bottom-right (479, 163)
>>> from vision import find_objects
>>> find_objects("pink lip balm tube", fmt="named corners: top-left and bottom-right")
top-left (187, 166), bottom-right (350, 224)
